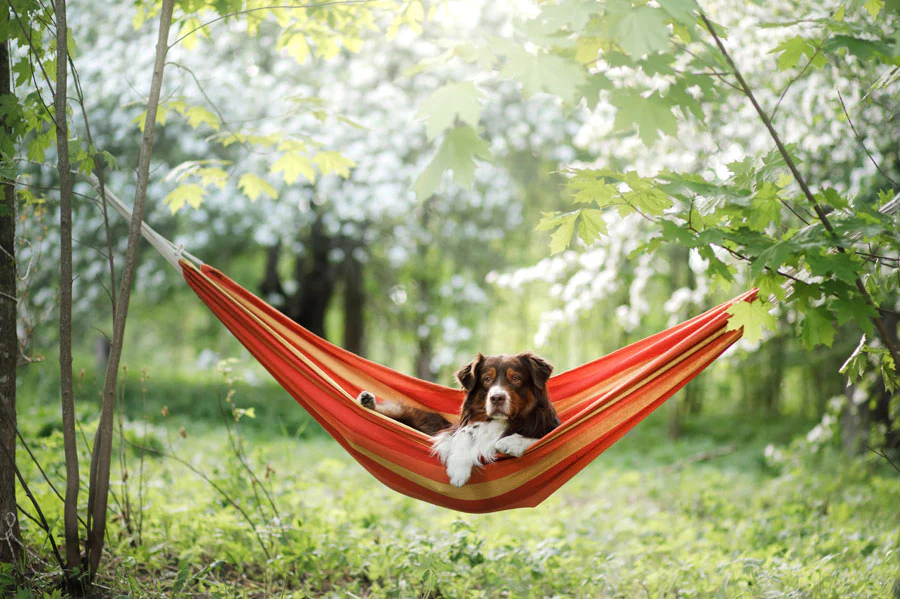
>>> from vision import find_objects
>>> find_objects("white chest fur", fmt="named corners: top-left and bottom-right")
top-left (431, 420), bottom-right (507, 487)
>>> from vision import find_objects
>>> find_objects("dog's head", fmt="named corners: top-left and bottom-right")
top-left (455, 352), bottom-right (559, 435)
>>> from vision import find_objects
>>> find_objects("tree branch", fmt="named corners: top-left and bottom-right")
top-left (0, 431), bottom-right (64, 570)
top-left (836, 89), bottom-right (898, 188)
top-left (169, 0), bottom-right (377, 48)
top-left (770, 43), bottom-right (821, 121)
top-left (67, 51), bottom-right (117, 320)
top-left (86, 0), bottom-right (176, 580)
top-left (698, 9), bottom-right (900, 372)
top-left (868, 446), bottom-right (900, 474)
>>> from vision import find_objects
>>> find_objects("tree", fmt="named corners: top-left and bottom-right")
top-left (8, 0), bottom-right (427, 589)
top-left (0, 8), bottom-right (20, 569)
top-left (415, 0), bottom-right (899, 446)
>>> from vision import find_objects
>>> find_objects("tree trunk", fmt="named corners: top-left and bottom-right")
top-left (259, 242), bottom-right (286, 307)
top-left (343, 242), bottom-right (365, 355)
top-left (415, 336), bottom-right (435, 382)
top-left (413, 198), bottom-right (437, 382)
top-left (292, 214), bottom-right (335, 338)
top-left (0, 29), bottom-right (21, 567)
top-left (53, 0), bottom-right (83, 582)
top-left (86, 0), bottom-right (176, 580)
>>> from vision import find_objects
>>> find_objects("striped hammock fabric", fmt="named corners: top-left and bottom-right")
top-left (92, 182), bottom-right (755, 513)
top-left (181, 259), bottom-right (755, 513)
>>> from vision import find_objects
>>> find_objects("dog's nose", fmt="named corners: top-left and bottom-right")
top-left (489, 393), bottom-right (505, 405)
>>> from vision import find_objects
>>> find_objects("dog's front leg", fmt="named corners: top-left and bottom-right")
top-left (495, 433), bottom-right (539, 457)
top-left (432, 430), bottom-right (477, 487)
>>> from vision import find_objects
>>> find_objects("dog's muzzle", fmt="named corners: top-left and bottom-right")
top-left (486, 388), bottom-right (510, 418)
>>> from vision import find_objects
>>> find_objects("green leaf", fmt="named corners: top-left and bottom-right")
top-left (750, 241), bottom-right (793, 279)
top-left (26, 128), bottom-right (54, 163)
top-left (567, 170), bottom-right (619, 206)
top-left (277, 31), bottom-right (310, 64)
top-left (606, 5), bottom-right (671, 57)
top-left (498, 46), bottom-right (587, 102)
top-left (800, 306), bottom-right (835, 348)
top-left (822, 35), bottom-right (891, 61)
top-left (756, 271), bottom-right (787, 301)
top-left (271, 152), bottom-right (316, 185)
top-left (771, 36), bottom-right (813, 71)
top-left (620, 172), bottom-right (672, 215)
top-left (726, 298), bottom-right (776, 344)
top-left (549, 212), bottom-right (578, 254)
top-left (577, 209), bottom-right (607, 243)
top-left (313, 151), bottom-right (355, 178)
top-left (184, 106), bottom-right (220, 131)
top-left (864, 0), bottom-right (883, 18)
top-left (165, 184), bottom-right (206, 213)
top-left (804, 251), bottom-right (862, 286)
top-left (238, 173), bottom-right (278, 202)
top-left (657, 0), bottom-right (699, 25)
top-left (534, 0), bottom-right (598, 31)
top-left (195, 166), bottom-right (228, 188)
top-left (417, 82), bottom-right (484, 140)
top-left (413, 126), bottom-right (491, 198)
top-left (747, 182), bottom-right (782, 230)
top-left (831, 296), bottom-right (877, 335)
top-left (611, 90), bottom-right (678, 146)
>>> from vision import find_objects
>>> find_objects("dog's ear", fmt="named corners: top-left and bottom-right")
top-left (520, 352), bottom-right (553, 388)
top-left (455, 353), bottom-right (484, 391)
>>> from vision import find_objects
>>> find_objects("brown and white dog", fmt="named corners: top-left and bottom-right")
top-left (358, 352), bottom-right (560, 487)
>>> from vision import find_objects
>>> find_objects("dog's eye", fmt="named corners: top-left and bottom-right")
top-left (510, 374), bottom-right (521, 384)
top-left (483, 376), bottom-right (493, 385)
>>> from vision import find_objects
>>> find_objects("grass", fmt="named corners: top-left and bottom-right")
top-left (7, 372), bottom-right (900, 599)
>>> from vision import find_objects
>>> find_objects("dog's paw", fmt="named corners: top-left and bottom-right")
top-left (495, 434), bottom-right (535, 458)
top-left (358, 391), bottom-right (376, 409)
top-left (446, 461), bottom-right (472, 487)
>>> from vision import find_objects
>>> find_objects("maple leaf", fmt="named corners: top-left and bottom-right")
top-left (238, 173), bottom-right (278, 202)
top-left (413, 126), bottom-right (491, 198)
top-left (164, 184), bottom-right (206, 213)
top-left (498, 45), bottom-right (587, 102)
top-left (271, 152), bottom-right (316, 185)
top-left (726, 299), bottom-right (776, 344)
top-left (417, 82), bottom-right (484, 140)
top-left (611, 90), bottom-right (678, 146)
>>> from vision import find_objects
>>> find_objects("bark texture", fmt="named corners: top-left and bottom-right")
top-left (0, 26), bottom-right (21, 567)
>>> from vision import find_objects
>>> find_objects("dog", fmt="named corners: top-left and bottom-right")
top-left (358, 352), bottom-right (560, 487)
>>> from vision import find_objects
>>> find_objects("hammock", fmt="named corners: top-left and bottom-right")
top-left (100, 184), bottom-right (754, 513)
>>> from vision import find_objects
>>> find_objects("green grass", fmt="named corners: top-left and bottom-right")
top-left (8, 388), bottom-right (900, 599)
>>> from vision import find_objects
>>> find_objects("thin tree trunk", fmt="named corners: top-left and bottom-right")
top-left (414, 198), bottom-right (437, 382)
top-left (52, 0), bottom-right (82, 581)
top-left (259, 242), bottom-right (286, 308)
top-left (343, 242), bottom-right (365, 355)
top-left (0, 27), bottom-right (21, 567)
top-left (85, 0), bottom-right (175, 579)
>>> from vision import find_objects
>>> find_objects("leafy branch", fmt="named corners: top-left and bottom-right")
top-left (697, 10), bottom-right (900, 371)
top-left (168, 0), bottom-right (379, 48)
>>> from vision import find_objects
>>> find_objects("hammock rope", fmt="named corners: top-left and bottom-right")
top-left (94, 182), bottom-right (758, 513)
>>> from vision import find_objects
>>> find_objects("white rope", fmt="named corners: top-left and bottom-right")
top-left (88, 175), bottom-right (204, 273)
